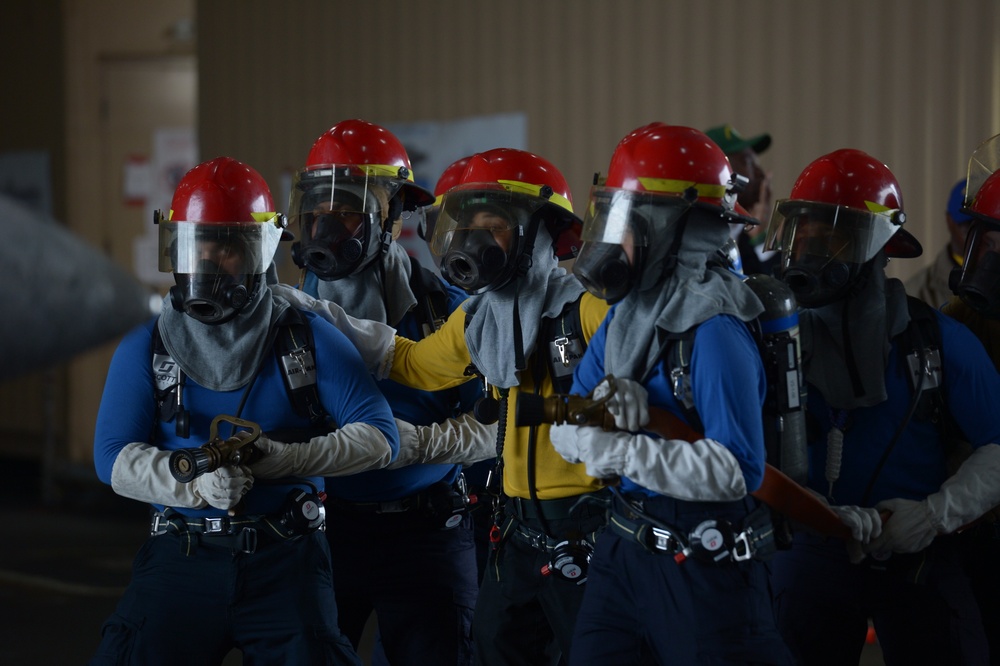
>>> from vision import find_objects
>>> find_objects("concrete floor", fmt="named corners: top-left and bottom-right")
top-left (0, 458), bottom-right (885, 665)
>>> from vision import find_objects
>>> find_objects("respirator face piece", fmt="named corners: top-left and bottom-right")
top-left (951, 223), bottom-right (1000, 317)
top-left (432, 187), bottom-right (537, 294)
top-left (765, 200), bottom-right (899, 307)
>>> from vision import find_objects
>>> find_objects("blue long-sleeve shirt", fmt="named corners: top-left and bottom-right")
top-left (803, 309), bottom-right (1000, 506)
top-left (571, 308), bottom-right (769, 497)
top-left (94, 309), bottom-right (399, 517)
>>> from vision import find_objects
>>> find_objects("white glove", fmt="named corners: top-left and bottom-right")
top-left (593, 377), bottom-right (649, 432)
top-left (868, 498), bottom-right (934, 554)
top-left (389, 414), bottom-right (498, 469)
top-left (270, 284), bottom-right (396, 379)
top-left (803, 489), bottom-right (881, 563)
top-left (251, 423), bottom-right (393, 478)
top-left (870, 443), bottom-right (1000, 555)
top-left (193, 464), bottom-right (254, 511)
top-left (549, 423), bottom-right (585, 464)
top-left (110, 441), bottom-right (253, 510)
top-left (550, 425), bottom-right (747, 501)
top-left (828, 504), bottom-right (882, 543)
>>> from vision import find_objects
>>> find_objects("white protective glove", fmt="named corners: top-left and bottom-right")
top-left (593, 376), bottom-right (649, 432)
top-left (870, 443), bottom-right (1000, 555)
top-left (111, 441), bottom-right (253, 511)
top-left (805, 490), bottom-right (883, 542)
top-left (549, 424), bottom-right (747, 501)
top-left (389, 415), bottom-right (498, 469)
top-left (250, 422), bottom-right (393, 478)
top-left (805, 489), bottom-right (882, 563)
top-left (270, 283), bottom-right (396, 380)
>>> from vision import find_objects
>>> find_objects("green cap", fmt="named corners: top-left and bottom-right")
top-left (704, 124), bottom-right (771, 155)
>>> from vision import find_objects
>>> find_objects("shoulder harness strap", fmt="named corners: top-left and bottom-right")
top-left (542, 296), bottom-right (587, 395)
top-left (407, 255), bottom-right (449, 339)
top-left (663, 326), bottom-right (704, 434)
top-left (898, 296), bottom-right (945, 423)
top-left (150, 310), bottom-right (332, 430)
top-left (274, 307), bottom-right (330, 425)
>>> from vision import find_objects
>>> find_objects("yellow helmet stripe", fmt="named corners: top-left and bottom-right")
top-left (636, 177), bottom-right (727, 199)
top-left (496, 179), bottom-right (574, 213)
top-left (358, 163), bottom-right (416, 182)
top-left (863, 200), bottom-right (894, 214)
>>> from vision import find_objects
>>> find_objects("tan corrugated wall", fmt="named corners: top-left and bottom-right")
top-left (198, 0), bottom-right (1000, 283)
top-left (47, 0), bottom-right (1000, 465)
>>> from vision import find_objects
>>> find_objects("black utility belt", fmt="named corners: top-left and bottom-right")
top-left (328, 476), bottom-right (473, 530)
top-left (328, 477), bottom-right (465, 514)
top-left (150, 509), bottom-right (316, 554)
top-left (502, 514), bottom-right (599, 554)
top-left (609, 503), bottom-right (774, 565)
top-left (505, 488), bottom-right (611, 523)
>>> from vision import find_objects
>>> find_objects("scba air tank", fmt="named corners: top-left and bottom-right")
top-left (743, 274), bottom-right (808, 485)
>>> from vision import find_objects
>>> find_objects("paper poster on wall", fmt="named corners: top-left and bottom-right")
top-left (386, 112), bottom-right (528, 274)
top-left (133, 127), bottom-right (198, 286)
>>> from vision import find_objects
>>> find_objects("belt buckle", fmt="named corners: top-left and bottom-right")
top-left (650, 526), bottom-right (678, 553)
top-left (528, 530), bottom-right (549, 552)
top-left (150, 512), bottom-right (168, 536)
top-left (204, 516), bottom-right (229, 535)
top-left (732, 529), bottom-right (753, 562)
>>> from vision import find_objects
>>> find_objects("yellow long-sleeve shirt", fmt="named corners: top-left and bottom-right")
top-left (389, 292), bottom-right (610, 500)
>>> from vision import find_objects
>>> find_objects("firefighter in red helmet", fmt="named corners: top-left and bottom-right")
top-left (385, 147), bottom-right (611, 665)
top-left (91, 157), bottom-right (398, 665)
top-left (767, 148), bottom-right (1000, 665)
top-left (941, 133), bottom-right (1000, 666)
top-left (548, 123), bottom-right (794, 664)
top-left (284, 119), bottom-right (495, 665)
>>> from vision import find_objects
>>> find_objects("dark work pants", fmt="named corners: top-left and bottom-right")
top-left (960, 522), bottom-right (1000, 665)
top-left (771, 532), bottom-right (988, 666)
top-left (89, 531), bottom-right (360, 666)
top-left (472, 502), bottom-right (607, 666)
top-left (568, 495), bottom-right (793, 666)
top-left (326, 508), bottom-right (478, 666)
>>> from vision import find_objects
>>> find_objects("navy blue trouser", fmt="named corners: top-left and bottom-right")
top-left (89, 530), bottom-right (360, 666)
top-left (569, 495), bottom-right (793, 666)
top-left (472, 497), bottom-right (608, 666)
top-left (326, 508), bottom-right (479, 666)
top-left (771, 531), bottom-right (988, 666)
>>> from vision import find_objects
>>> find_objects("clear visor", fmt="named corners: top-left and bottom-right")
top-left (288, 166), bottom-right (404, 232)
top-left (966, 134), bottom-right (1000, 206)
top-left (581, 186), bottom-right (690, 247)
top-left (964, 223), bottom-right (1000, 271)
top-left (158, 220), bottom-right (282, 275)
top-left (764, 199), bottom-right (903, 266)
top-left (430, 184), bottom-right (542, 257)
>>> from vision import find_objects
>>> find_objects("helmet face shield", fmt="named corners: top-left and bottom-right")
top-left (966, 135), bottom-right (1000, 209)
top-left (432, 184), bottom-right (547, 294)
top-left (288, 166), bottom-right (398, 279)
top-left (159, 220), bottom-right (280, 324)
top-left (765, 199), bottom-right (902, 306)
top-left (952, 221), bottom-right (1000, 317)
top-left (572, 186), bottom-right (687, 303)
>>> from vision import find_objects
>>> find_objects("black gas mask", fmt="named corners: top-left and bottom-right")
top-left (950, 223), bottom-right (1000, 318)
top-left (169, 259), bottom-right (258, 325)
top-left (766, 201), bottom-right (901, 308)
top-left (441, 225), bottom-right (517, 293)
top-left (573, 241), bottom-right (636, 305)
top-left (434, 198), bottom-right (529, 295)
top-left (291, 207), bottom-right (376, 280)
top-left (780, 235), bottom-right (856, 308)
